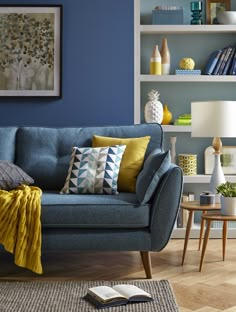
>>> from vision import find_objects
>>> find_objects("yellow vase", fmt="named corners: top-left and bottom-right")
top-left (162, 104), bottom-right (172, 125)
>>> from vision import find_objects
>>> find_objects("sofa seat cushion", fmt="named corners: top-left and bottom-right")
top-left (41, 192), bottom-right (150, 229)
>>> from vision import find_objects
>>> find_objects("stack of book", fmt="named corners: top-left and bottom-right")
top-left (174, 114), bottom-right (191, 126)
top-left (177, 193), bottom-right (195, 228)
top-left (204, 46), bottom-right (236, 75)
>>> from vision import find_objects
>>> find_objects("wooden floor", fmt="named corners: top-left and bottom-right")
top-left (1, 239), bottom-right (236, 311)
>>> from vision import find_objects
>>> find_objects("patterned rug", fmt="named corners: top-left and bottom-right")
top-left (0, 279), bottom-right (179, 311)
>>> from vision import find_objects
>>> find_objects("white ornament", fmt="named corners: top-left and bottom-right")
top-left (170, 136), bottom-right (177, 164)
top-left (144, 90), bottom-right (163, 123)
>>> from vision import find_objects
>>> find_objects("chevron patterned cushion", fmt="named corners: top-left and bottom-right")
top-left (60, 145), bottom-right (126, 195)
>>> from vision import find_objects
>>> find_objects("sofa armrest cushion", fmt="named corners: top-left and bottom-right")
top-left (136, 150), bottom-right (171, 204)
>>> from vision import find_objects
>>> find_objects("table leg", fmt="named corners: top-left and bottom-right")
top-left (199, 219), bottom-right (212, 272)
top-left (181, 210), bottom-right (194, 265)
top-left (222, 220), bottom-right (228, 261)
top-left (198, 210), bottom-right (206, 251)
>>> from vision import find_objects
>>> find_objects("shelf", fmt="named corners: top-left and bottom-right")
top-left (183, 175), bottom-right (236, 183)
top-left (172, 227), bottom-right (236, 239)
top-left (162, 125), bottom-right (191, 132)
top-left (140, 24), bottom-right (236, 34)
top-left (140, 75), bottom-right (236, 82)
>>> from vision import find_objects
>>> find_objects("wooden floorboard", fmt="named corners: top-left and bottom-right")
top-left (1, 239), bottom-right (236, 311)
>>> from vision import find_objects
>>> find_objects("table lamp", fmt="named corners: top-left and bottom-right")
top-left (191, 101), bottom-right (236, 202)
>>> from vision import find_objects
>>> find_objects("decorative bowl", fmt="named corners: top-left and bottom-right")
top-left (217, 11), bottom-right (236, 25)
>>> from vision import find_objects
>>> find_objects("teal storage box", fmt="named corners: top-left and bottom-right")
top-left (152, 10), bottom-right (184, 25)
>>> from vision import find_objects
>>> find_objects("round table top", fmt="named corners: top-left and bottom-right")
top-left (180, 200), bottom-right (221, 211)
top-left (202, 213), bottom-right (236, 221)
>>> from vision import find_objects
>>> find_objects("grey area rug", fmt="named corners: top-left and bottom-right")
top-left (0, 280), bottom-right (179, 312)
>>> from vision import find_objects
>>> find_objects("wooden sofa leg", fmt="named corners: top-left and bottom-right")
top-left (140, 251), bottom-right (152, 279)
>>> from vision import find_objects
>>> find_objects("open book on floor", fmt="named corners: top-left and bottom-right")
top-left (84, 284), bottom-right (153, 309)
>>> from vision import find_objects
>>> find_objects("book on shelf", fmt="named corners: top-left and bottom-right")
top-left (223, 47), bottom-right (235, 75)
top-left (177, 114), bottom-right (191, 119)
top-left (204, 49), bottom-right (222, 75)
top-left (174, 120), bottom-right (191, 126)
top-left (174, 114), bottom-right (191, 126)
top-left (84, 284), bottom-right (153, 309)
top-left (229, 49), bottom-right (236, 75)
top-left (212, 48), bottom-right (228, 75)
top-left (212, 220), bottom-right (236, 228)
top-left (218, 47), bottom-right (233, 75)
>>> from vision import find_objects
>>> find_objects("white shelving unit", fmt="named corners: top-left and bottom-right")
top-left (140, 24), bottom-right (236, 34)
top-left (184, 175), bottom-right (236, 184)
top-left (134, 24), bottom-right (236, 122)
top-left (135, 0), bottom-right (236, 238)
top-left (140, 74), bottom-right (236, 82)
top-left (162, 125), bottom-right (191, 132)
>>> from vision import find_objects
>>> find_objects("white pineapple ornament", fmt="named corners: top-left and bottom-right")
top-left (144, 90), bottom-right (163, 123)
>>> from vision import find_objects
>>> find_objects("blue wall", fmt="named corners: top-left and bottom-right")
top-left (0, 0), bottom-right (134, 126)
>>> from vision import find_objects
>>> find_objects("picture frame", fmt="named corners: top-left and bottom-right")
top-left (0, 5), bottom-right (62, 98)
top-left (205, 146), bottom-right (236, 174)
top-left (206, 0), bottom-right (231, 24)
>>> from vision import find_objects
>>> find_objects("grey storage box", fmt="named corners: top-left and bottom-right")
top-left (152, 10), bottom-right (184, 25)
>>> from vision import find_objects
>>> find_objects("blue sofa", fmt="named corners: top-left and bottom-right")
top-left (0, 123), bottom-right (183, 278)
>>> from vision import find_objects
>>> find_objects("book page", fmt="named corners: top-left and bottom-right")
top-left (88, 286), bottom-right (126, 303)
top-left (113, 284), bottom-right (152, 300)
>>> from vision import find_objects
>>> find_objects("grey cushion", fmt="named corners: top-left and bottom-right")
top-left (136, 150), bottom-right (171, 204)
top-left (0, 161), bottom-right (34, 190)
top-left (41, 191), bottom-right (150, 229)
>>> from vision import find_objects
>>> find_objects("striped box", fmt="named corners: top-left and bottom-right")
top-left (175, 69), bottom-right (201, 75)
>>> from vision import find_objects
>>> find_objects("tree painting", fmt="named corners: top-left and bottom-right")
top-left (0, 13), bottom-right (54, 91)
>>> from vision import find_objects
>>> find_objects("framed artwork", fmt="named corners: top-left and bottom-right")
top-left (206, 0), bottom-right (231, 24)
top-left (205, 146), bottom-right (236, 174)
top-left (0, 5), bottom-right (62, 98)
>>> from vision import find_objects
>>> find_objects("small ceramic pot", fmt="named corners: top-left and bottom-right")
top-left (220, 196), bottom-right (236, 216)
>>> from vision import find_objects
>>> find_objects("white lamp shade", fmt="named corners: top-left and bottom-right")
top-left (191, 101), bottom-right (236, 138)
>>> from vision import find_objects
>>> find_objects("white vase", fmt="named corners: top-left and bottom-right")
top-left (170, 136), bottom-right (177, 164)
top-left (209, 154), bottom-right (226, 203)
top-left (160, 37), bottom-right (170, 75)
top-left (144, 90), bottom-right (163, 124)
top-left (220, 196), bottom-right (236, 216)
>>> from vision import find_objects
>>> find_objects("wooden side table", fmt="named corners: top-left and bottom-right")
top-left (180, 201), bottom-right (220, 265)
top-left (199, 213), bottom-right (236, 271)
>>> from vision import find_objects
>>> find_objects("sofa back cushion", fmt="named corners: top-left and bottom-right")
top-left (15, 124), bottom-right (163, 190)
top-left (0, 127), bottom-right (17, 161)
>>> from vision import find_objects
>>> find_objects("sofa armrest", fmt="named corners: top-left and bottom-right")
top-left (149, 164), bottom-right (183, 251)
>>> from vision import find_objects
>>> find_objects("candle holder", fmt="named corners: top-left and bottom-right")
top-left (190, 1), bottom-right (203, 25)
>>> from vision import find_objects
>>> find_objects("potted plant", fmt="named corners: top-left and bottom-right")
top-left (216, 181), bottom-right (236, 215)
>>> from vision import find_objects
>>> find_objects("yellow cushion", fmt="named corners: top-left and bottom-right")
top-left (92, 135), bottom-right (151, 192)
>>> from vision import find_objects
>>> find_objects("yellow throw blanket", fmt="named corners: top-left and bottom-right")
top-left (0, 185), bottom-right (42, 274)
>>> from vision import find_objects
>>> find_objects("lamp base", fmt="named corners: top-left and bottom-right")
top-left (209, 153), bottom-right (225, 203)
